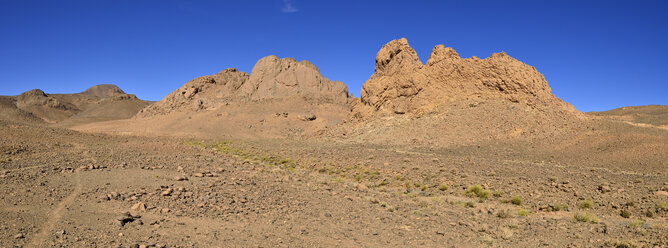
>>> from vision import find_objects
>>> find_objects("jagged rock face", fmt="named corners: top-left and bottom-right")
top-left (137, 68), bottom-right (250, 116)
top-left (240, 55), bottom-right (350, 105)
top-left (357, 38), bottom-right (577, 116)
top-left (139, 56), bottom-right (350, 117)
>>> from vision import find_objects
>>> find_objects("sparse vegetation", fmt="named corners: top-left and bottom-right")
top-left (496, 209), bottom-right (512, 218)
top-left (465, 201), bottom-right (476, 208)
top-left (552, 204), bottom-right (567, 211)
top-left (438, 184), bottom-right (448, 191)
top-left (578, 200), bottom-right (594, 209)
top-left (657, 201), bottom-right (667, 212)
top-left (604, 239), bottom-right (640, 248)
top-left (629, 219), bottom-right (644, 228)
top-left (620, 210), bottom-right (631, 218)
top-left (573, 212), bottom-right (598, 223)
top-left (188, 141), bottom-right (298, 170)
top-left (510, 196), bottom-right (522, 205)
top-left (492, 191), bottom-right (503, 197)
top-left (516, 209), bottom-right (530, 216)
top-left (466, 185), bottom-right (490, 201)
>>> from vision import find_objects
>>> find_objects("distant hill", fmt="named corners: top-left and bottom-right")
top-left (0, 84), bottom-right (151, 125)
top-left (589, 105), bottom-right (668, 128)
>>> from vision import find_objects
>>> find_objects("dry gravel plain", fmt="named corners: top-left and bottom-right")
top-left (1, 118), bottom-right (666, 248)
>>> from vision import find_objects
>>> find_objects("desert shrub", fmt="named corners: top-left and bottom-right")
top-left (511, 196), bottom-right (522, 205)
top-left (578, 200), bottom-right (594, 209)
top-left (620, 210), bottom-right (631, 218)
top-left (517, 209), bottom-right (530, 216)
top-left (573, 212), bottom-right (598, 223)
top-left (658, 201), bottom-right (667, 211)
top-left (466, 185), bottom-right (490, 200)
top-left (438, 184), bottom-right (448, 191)
top-left (552, 204), bottom-right (567, 211)
top-left (465, 201), bottom-right (476, 208)
top-left (493, 191), bottom-right (503, 197)
top-left (628, 219), bottom-right (644, 228)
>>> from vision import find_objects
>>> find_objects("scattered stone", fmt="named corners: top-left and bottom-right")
top-left (131, 202), bottom-right (147, 211)
top-left (14, 233), bottom-right (25, 239)
top-left (160, 188), bottom-right (173, 196)
top-left (174, 175), bottom-right (188, 181)
top-left (193, 173), bottom-right (204, 177)
top-left (160, 208), bottom-right (170, 214)
top-left (655, 191), bottom-right (668, 197)
top-left (115, 212), bottom-right (139, 227)
top-left (598, 185), bottom-right (611, 193)
top-left (298, 112), bottom-right (316, 121)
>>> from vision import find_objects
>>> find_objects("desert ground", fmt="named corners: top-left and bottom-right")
top-left (1, 39), bottom-right (666, 247)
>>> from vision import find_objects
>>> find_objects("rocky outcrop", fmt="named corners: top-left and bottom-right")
top-left (137, 68), bottom-right (250, 116)
top-left (240, 56), bottom-right (350, 105)
top-left (355, 38), bottom-right (578, 117)
top-left (138, 56), bottom-right (350, 117)
top-left (17, 89), bottom-right (75, 111)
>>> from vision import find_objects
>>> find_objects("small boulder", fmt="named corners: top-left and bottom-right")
top-left (131, 202), bottom-right (147, 211)
top-left (298, 112), bottom-right (316, 121)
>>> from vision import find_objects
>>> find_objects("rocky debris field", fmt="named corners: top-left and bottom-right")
top-left (0, 120), bottom-right (666, 247)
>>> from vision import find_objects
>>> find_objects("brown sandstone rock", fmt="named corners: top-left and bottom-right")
top-left (138, 56), bottom-right (350, 117)
top-left (356, 38), bottom-right (579, 117)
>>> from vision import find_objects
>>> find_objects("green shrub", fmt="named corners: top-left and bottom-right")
top-left (517, 209), bottom-right (530, 216)
top-left (466, 185), bottom-right (490, 200)
top-left (511, 196), bottom-right (522, 205)
top-left (438, 184), bottom-right (448, 191)
top-left (573, 212), bottom-right (598, 223)
top-left (620, 210), bottom-right (631, 218)
top-left (578, 200), bottom-right (594, 209)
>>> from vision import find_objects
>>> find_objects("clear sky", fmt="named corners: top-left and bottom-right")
top-left (0, 0), bottom-right (666, 112)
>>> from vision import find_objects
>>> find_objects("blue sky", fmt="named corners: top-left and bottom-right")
top-left (0, 0), bottom-right (666, 112)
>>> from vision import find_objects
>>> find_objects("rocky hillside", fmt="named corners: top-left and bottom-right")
top-left (137, 56), bottom-right (350, 117)
top-left (0, 85), bottom-right (150, 124)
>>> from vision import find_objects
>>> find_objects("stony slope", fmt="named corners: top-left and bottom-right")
top-left (1, 85), bottom-right (150, 124)
top-left (137, 56), bottom-right (350, 118)
top-left (589, 105), bottom-right (668, 127)
top-left (88, 56), bottom-right (352, 139)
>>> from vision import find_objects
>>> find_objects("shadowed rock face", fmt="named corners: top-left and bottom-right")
top-left (138, 56), bottom-right (350, 117)
top-left (356, 38), bottom-right (578, 117)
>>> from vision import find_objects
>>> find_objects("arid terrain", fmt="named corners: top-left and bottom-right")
top-left (1, 39), bottom-right (666, 247)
